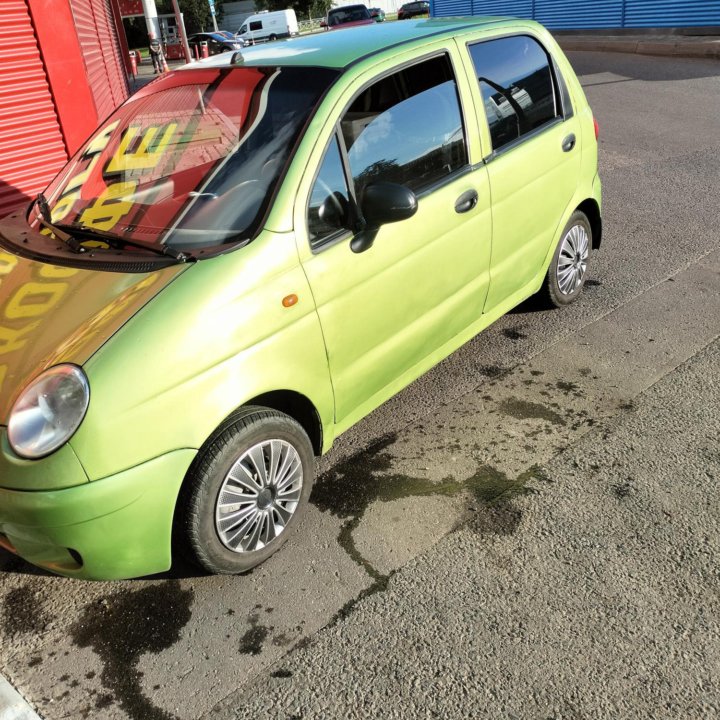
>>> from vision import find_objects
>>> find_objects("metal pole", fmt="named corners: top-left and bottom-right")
top-left (141, 0), bottom-right (161, 39)
top-left (208, 0), bottom-right (219, 31)
top-left (171, 0), bottom-right (193, 62)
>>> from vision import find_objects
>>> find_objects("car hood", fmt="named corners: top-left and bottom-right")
top-left (0, 249), bottom-right (187, 422)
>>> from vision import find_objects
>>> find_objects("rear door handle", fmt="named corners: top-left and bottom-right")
top-left (455, 189), bottom-right (478, 214)
top-left (562, 133), bottom-right (576, 152)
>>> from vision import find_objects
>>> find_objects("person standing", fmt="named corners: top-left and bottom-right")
top-left (148, 37), bottom-right (164, 74)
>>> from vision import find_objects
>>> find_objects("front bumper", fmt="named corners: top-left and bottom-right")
top-left (0, 449), bottom-right (196, 580)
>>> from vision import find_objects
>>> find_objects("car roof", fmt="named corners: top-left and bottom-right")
top-left (329, 4), bottom-right (368, 11)
top-left (183, 17), bottom-right (521, 71)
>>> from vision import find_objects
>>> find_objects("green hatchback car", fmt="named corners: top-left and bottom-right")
top-left (0, 18), bottom-right (601, 580)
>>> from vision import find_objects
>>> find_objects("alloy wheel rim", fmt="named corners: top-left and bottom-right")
top-left (215, 439), bottom-right (303, 553)
top-left (556, 224), bottom-right (589, 295)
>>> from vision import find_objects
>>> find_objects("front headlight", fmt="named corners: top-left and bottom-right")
top-left (8, 365), bottom-right (90, 459)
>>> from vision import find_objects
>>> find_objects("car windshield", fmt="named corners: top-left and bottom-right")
top-left (39, 65), bottom-right (339, 250)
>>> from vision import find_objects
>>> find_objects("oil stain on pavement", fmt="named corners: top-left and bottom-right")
top-left (2, 586), bottom-right (50, 638)
top-left (311, 434), bottom-right (546, 620)
top-left (239, 610), bottom-right (272, 656)
top-left (71, 579), bottom-right (193, 720)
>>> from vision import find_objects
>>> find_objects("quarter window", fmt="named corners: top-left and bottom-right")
top-left (308, 136), bottom-right (351, 248)
top-left (341, 54), bottom-right (467, 199)
top-left (469, 36), bottom-right (559, 151)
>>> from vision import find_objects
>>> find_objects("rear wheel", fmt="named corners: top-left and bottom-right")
top-left (268, 33), bottom-right (277, 41)
top-left (175, 407), bottom-right (314, 574)
top-left (538, 210), bottom-right (591, 308)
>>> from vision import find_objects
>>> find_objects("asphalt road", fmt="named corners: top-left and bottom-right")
top-left (1, 51), bottom-right (719, 720)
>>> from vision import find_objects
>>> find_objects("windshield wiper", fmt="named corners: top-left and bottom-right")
top-left (33, 194), bottom-right (192, 262)
top-left (34, 194), bottom-right (86, 253)
top-left (53, 222), bottom-right (194, 263)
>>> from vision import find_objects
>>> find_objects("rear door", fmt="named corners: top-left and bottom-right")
top-left (295, 47), bottom-right (492, 430)
top-left (458, 32), bottom-right (582, 313)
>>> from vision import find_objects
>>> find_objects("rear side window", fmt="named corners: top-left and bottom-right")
top-left (468, 35), bottom-right (559, 152)
top-left (249, 20), bottom-right (262, 30)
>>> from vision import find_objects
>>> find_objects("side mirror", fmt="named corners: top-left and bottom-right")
top-left (317, 191), bottom-right (348, 231)
top-left (351, 182), bottom-right (418, 253)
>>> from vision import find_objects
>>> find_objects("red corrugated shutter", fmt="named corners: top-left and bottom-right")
top-left (70, 0), bottom-right (129, 122)
top-left (0, 1), bottom-right (69, 218)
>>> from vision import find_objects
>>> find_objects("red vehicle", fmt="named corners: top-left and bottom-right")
top-left (323, 4), bottom-right (374, 29)
top-left (398, 0), bottom-right (430, 19)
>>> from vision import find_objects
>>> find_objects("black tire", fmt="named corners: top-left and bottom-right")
top-left (175, 406), bottom-right (315, 574)
top-left (268, 33), bottom-right (277, 41)
top-left (537, 210), bottom-right (592, 308)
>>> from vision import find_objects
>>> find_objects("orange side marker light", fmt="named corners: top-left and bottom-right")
top-left (282, 294), bottom-right (298, 308)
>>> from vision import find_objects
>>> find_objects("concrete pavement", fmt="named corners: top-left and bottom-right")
top-left (209, 312), bottom-right (720, 720)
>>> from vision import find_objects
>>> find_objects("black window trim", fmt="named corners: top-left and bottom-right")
top-left (464, 31), bottom-right (572, 164)
top-left (307, 48), bottom-right (473, 253)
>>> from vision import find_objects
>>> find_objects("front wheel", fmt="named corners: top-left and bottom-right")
top-left (538, 210), bottom-right (591, 308)
top-left (175, 407), bottom-right (315, 574)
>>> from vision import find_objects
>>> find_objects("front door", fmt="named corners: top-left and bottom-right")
top-left (298, 52), bottom-right (492, 429)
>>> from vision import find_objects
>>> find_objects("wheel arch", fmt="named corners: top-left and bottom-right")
top-left (190, 390), bottom-right (323, 459)
top-left (577, 198), bottom-right (602, 250)
top-left (243, 390), bottom-right (323, 455)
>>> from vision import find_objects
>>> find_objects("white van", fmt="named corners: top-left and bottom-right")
top-left (236, 10), bottom-right (298, 43)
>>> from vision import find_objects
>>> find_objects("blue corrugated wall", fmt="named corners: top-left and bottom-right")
top-left (430, 0), bottom-right (720, 28)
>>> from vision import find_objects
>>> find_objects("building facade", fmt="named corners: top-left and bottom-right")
top-left (430, 0), bottom-right (720, 29)
top-left (1, 0), bottom-right (130, 218)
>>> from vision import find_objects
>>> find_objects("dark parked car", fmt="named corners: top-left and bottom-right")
top-left (187, 32), bottom-right (243, 57)
top-left (398, 1), bottom-right (430, 19)
top-left (324, 4), bottom-right (374, 29)
top-left (370, 7), bottom-right (386, 21)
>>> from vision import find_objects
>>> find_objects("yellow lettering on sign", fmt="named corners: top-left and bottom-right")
top-left (79, 181), bottom-right (137, 231)
top-left (0, 252), bottom-right (17, 277)
top-left (0, 322), bottom-right (40, 356)
top-left (84, 120), bottom-right (120, 157)
top-left (38, 120), bottom-right (119, 237)
top-left (51, 190), bottom-right (80, 223)
top-left (63, 156), bottom-right (101, 195)
top-left (5, 282), bottom-right (68, 320)
top-left (0, 365), bottom-right (6, 396)
top-left (40, 190), bottom-right (80, 237)
top-left (106, 123), bottom-right (178, 174)
top-left (39, 265), bottom-right (80, 279)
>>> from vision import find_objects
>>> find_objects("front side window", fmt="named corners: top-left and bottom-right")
top-left (39, 66), bottom-right (340, 251)
top-left (469, 35), bottom-right (559, 152)
top-left (306, 54), bottom-right (467, 250)
top-left (341, 54), bottom-right (467, 199)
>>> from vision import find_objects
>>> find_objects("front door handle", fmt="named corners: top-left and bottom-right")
top-left (455, 189), bottom-right (478, 214)
top-left (562, 133), bottom-right (576, 152)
